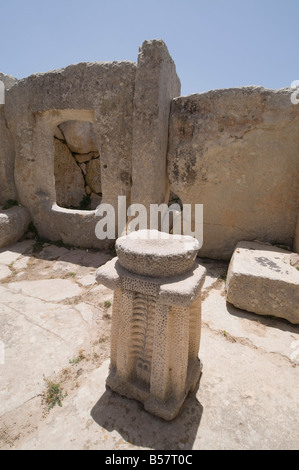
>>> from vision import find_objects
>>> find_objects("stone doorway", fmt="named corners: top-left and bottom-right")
top-left (54, 120), bottom-right (102, 211)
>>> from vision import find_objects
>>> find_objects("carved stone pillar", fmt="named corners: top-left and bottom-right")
top-left (96, 230), bottom-right (206, 421)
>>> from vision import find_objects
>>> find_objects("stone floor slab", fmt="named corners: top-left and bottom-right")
top-left (6, 279), bottom-right (82, 302)
top-left (0, 241), bottom-right (298, 450)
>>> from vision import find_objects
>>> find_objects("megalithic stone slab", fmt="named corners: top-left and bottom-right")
top-left (294, 215), bottom-right (299, 254)
top-left (96, 230), bottom-right (206, 421)
top-left (226, 241), bottom-right (299, 324)
top-left (131, 40), bottom-right (181, 214)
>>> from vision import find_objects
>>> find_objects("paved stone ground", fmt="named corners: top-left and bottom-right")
top-left (0, 240), bottom-right (298, 450)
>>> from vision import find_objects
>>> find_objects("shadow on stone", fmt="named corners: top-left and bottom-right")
top-left (226, 301), bottom-right (299, 335)
top-left (90, 384), bottom-right (203, 450)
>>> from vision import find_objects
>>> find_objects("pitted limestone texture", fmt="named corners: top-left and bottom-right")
top-left (96, 230), bottom-right (206, 420)
top-left (116, 230), bottom-right (200, 278)
top-left (226, 241), bottom-right (299, 324)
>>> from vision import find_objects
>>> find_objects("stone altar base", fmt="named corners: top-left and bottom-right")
top-left (96, 230), bottom-right (206, 421)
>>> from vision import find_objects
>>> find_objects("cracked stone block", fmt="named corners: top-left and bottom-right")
top-left (59, 121), bottom-right (98, 155)
top-left (54, 139), bottom-right (86, 209)
top-left (226, 241), bottom-right (299, 324)
top-left (167, 88), bottom-right (299, 260)
top-left (86, 159), bottom-right (102, 195)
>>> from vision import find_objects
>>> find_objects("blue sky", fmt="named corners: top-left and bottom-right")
top-left (1, 0), bottom-right (298, 95)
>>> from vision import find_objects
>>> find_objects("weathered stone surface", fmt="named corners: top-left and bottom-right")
top-left (85, 158), bottom-right (102, 195)
top-left (1, 240), bottom-right (298, 450)
top-left (54, 139), bottom-right (86, 208)
top-left (74, 152), bottom-right (98, 164)
top-left (59, 121), bottom-right (98, 154)
top-left (0, 264), bottom-right (11, 280)
top-left (131, 40), bottom-right (181, 213)
top-left (39, 244), bottom-right (70, 261)
top-left (7, 279), bottom-right (82, 302)
top-left (290, 253), bottom-right (299, 268)
top-left (33, 204), bottom-right (110, 250)
top-left (0, 74), bottom-right (18, 204)
top-left (53, 126), bottom-right (64, 141)
top-left (0, 109), bottom-right (17, 204)
top-left (5, 61), bottom-right (137, 248)
top-left (0, 206), bottom-right (31, 249)
top-left (0, 73), bottom-right (18, 91)
top-left (0, 285), bottom-right (92, 417)
top-left (116, 229), bottom-right (200, 278)
top-left (97, 229), bottom-right (205, 420)
top-left (168, 87), bottom-right (299, 260)
top-left (90, 193), bottom-right (102, 210)
top-left (294, 214), bottom-right (299, 253)
top-left (0, 240), bottom-right (34, 265)
top-left (226, 241), bottom-right (299, 324)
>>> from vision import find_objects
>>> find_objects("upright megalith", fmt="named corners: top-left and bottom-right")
top-left (294, 215), bottom-right (299, 254)
top-left (0, 73), bottom-right (18, 205)
top-left (96, 230), bottom-right (206, 420)
top-left (168, 87), bottom-right (299, 260)
top-left (131, 40), bottom-right (181, 218)
top-left (4, 62), bottom-right (137, 248)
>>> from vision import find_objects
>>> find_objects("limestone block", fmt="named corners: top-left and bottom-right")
top-left (0, 109), bottom-right (17, 204)
top-left (294, 215), bottom-right (299, 253)
top-left (0, 264), bottom-right (11, 280)
top-left (86, 158), bottom-right (102, 195)
top-left (131, 40), bottom-right (181, 212)
top-left (0, 206), bottom-right (31, 249)
top-left (5, 61), bottom-right (136, 247)
top-left (74, 152), bottom-right (98, 164)
top-left (53, 126), bottom-right (64, 141)
top-left (168, 87), bottom-right (299, 260)
top-left (54, 139), bottom-right (86, 208)
top-left (226, 241), bottom-right (299, 324)
top-left (116, 229), bottom-right (200, 278)
top-left (0, 74), bottom-right (18, 204)
top-left (90, 193), bottom-right (102, 210)
top-left (290, 253), bottom-right (299, 268)
top-left (96, 230), bottom-right (206, 420)
top-left (59, 121), bottom-right (98, 154)
top-left (0, 73), bottom-right (18, 91)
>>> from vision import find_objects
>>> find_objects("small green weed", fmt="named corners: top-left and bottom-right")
top-left (66, 272), bottom-right (76, 278)
top-left (44, 379), bottom-right (67, 410)
top-left (69, 351), bottom-right (85, 366)
top-left (104, 300), bottom-right (112, 308)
